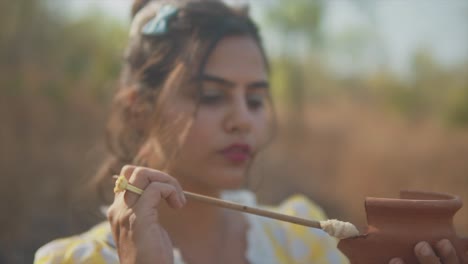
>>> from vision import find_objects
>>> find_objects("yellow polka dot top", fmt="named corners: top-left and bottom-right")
top-left (34, 191), bottom-right (349, 264)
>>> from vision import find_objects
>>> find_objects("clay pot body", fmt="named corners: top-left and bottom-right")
top-left (338, 190), bottom-right (468, 264)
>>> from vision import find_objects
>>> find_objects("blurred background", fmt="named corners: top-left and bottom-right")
top-left (1, 0), bottom-right (467, 262)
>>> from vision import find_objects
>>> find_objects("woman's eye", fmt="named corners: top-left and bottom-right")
top-left (199, 91), bottom-right (223, 105)
top-left (247, 95), bottom-right (264, 110)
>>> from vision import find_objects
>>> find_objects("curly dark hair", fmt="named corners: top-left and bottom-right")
top-left (92, 0), bottom-right (271, 204)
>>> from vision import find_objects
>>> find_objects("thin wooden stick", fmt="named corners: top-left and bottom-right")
top-left (112, 175), bottom-right (321, 229)
top-left (183, 191), bottom-right (322, 229)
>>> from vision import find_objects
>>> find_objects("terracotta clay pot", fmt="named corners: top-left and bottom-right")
top-left (338, 190), bottom-right (468, 264)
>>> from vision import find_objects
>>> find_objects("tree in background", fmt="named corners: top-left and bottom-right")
top-left (0, 1), bottom-right (127, 262)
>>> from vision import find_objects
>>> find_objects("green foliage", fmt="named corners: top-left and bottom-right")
top-left (0, 0), bottom-right (127, 105)
top-left (270, 57), bottom-right (306, 109)
top-left (262, 1), bottom-right (468, 127)
top-left (447, 89), bottom-right (468, 126)
top-left (266, 0), bottom-right (323, 33)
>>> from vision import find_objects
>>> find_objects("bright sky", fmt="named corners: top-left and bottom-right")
top-left (322, 0), bottom-right (468, 75)
top-left (65, 0), bottom-right (468, 76)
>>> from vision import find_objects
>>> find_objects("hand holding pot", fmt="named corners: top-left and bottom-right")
top-left (389, 239), bottom-right (462, 264)
top-left (338, 190), bottom-right (468, 264)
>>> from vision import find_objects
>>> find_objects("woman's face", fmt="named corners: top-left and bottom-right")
top-left (161, 35), bottom-right (271, 192)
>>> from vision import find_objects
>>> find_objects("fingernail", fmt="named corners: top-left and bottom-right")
top-left (421, 243), bottom-right (432, 256)
top-left (437, 239), bottom-right (452, 255)
top-left (389, 258), bottom-right (403, 264)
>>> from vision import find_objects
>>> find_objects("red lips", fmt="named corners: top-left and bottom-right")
top-left (220, 143), bottom-right (251, 163)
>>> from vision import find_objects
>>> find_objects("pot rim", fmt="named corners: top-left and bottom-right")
top-left (365, 190), bottom-right (462, 211)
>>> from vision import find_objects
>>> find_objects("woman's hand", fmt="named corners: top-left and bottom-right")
top-left (107, 165), bottom-right (186, 264)
top-left (389, 239), bottom-right (460, 264)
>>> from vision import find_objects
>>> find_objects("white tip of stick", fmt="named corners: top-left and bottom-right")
top-left (319, 219), bottom-right (359, 239)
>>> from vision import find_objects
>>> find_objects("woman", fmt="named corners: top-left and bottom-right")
top-left (35, 1), bottom-right (460, 263)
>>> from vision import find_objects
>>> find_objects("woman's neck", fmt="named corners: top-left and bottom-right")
top-left (159, 198), bottom-right (250, 264)
top-left (158, 191), bottom-right (228, 249)
top-left (157, 181), bottom-right (249, 263)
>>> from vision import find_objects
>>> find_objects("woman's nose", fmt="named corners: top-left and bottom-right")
top-left (223, 97), bottom-right (252, 134)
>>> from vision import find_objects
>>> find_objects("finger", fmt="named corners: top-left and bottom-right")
top-left (121, 164), bottom-right (137, 178)
top-left (107, 200), bottom-right (128, 249)
top-left (415, 241), bottom-right (441, 264)
top-left (389, 258), bottom-right (405, 264)
top-left (114, 164), bottom-right (138, 199)
top-left (435, 239), bottom-right (459, 264)
top-left (133, 182), bottom-right (185, 213)
top-left (125, 167), bottom-right (185, 207)
top-left (108, 165), bottom-right (138, 249)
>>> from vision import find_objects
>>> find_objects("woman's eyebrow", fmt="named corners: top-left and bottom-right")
top-left (198, 74), bottom-right (270, 89)
top-left (198, 74), bottom-right (235, 87)
top-left (247, 81), bottom-right (270, 89)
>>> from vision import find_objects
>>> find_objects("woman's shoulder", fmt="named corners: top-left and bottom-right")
top-left (34, 221), bottom-right (118, 264)
top-left (276, 194), bottom-right (328, 221)
top-left (257, 194), bottom-right (349, 264)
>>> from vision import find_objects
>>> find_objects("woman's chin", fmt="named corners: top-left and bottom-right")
top-left (219, 182), bottom-right (245, 190)
top-left (214, 174), bottom-right (247, 190)
top-left (177, 168), bottom-right (248, 191)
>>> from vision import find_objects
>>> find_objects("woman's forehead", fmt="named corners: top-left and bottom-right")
top-left (202, 35), bottom-right (268, 84)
